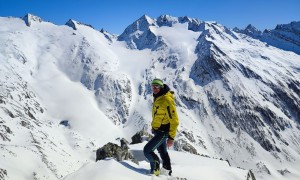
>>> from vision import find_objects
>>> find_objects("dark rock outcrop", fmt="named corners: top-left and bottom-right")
top-left (65, 19), bottom-right (78, 30)
top-left (22, 13), bottom-right (42, 27)
top-left (174, 139), bottom-right (198, 155)
top-left (0, 169), bottom-right (7, 180)
top-left (65, 19), bottom-right (94, 30)
top-left (131, 130), bottom-right (153, 144)
top-left (246, 170), bottom-right (256, 180)
top-left (59, 120), bottom-right (70, 128)
top-left (120, 138), bottom-right (129, 150)
top-left (96, 142), bottom-right (136, 163)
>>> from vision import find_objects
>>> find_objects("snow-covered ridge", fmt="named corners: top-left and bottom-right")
top-left (118, 14), bottom-right (207, 50)
top-left (0, 14), bottom-right (300, 180)
top-left (275, 21), bottom-right (300, 33)
top-left (22, 13), bottom-right (43, 26)
top-left (63, 142), bottom-right (255, 180)
top-left (65, 19), bottom-right (95, 30)
top-left (234, 21), bottom-right (300, 55)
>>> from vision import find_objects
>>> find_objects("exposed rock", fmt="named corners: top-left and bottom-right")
top-left (0, 168), bottom-right (7, 180)
top-left (22, 13), bottom-right (42, 27)
top-left (174, 139), bottom-right (198, 155)
top-left (2, 107), bottom-right (15, 118)
top-left (118, 15), bottom-right (155, 40)
top-left (246, 170), bottom-right (256, 180)
top-left (277, 168), bottom-right (291, 175)
top-left (117, 15), bottom-right (166, 50)
top-left (96, 142), bottom-right (137, 163)
top-left (0, 97), bottom-right (5, 104)
top-left (65, 19), bottom-right (94, 30)
top-left (156, 15), bottom-right (178, 27)
top-left (0, 131), bottom-right (10, 142)
top-left (100, 28), bottom-right (115, 42)
top-left (131, 130), bottom-right (153, 144)
top-left (27, 110), bottom-right (36, 120)
top-left (234, 24), bottom-right (262, 39)
top-left (59, 120), bottom-right (70, 128)
top-left (256, 162), bottom-right (271, 175)
top-left (181, 131), bottom-right (196, 143)
top-left (179, 16), bottom-right (204, 32)
top-left (120, 138), bottom-right (129, 150)
top-left (65, 19), bottom-right (78, 30)
top-left (94, 73), bottom-right (132, 124)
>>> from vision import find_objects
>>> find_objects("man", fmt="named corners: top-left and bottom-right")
top-left (143, 78), bottom-right (179, 176)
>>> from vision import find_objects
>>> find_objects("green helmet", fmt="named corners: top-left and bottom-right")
top-left (151, 78), bottom-right (164, 87)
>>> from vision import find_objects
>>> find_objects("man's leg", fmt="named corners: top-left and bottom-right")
top-left (157, 139), bottom-right (172, 175)
top-left (143, 131), bottom-right (168, 173)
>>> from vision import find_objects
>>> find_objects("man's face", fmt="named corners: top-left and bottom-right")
top-left (151, 84), bottom-right (161, 94)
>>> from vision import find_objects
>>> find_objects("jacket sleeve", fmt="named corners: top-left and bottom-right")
top-left (166, 97), bottom-right (179, 140)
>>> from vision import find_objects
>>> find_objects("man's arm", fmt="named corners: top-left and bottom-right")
top-left (166, 97), bottom-right (179, 142)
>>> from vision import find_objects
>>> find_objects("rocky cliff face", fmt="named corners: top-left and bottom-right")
top-left (117, 15), bottom-right (164, 50)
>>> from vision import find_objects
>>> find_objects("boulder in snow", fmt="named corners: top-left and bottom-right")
top-left (96, 142), bottom-right (137, 164)
top-left (130, 130), bottom-right (153, 144)
top-left (59, 120), bottom-right (70, 128)
top-left (174, 139), bottom-right (198, 155)
top-left (120, 138), bottom-right (129, 150)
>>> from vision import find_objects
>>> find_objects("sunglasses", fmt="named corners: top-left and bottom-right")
top-left (151, 85), bottom-right (161, 89)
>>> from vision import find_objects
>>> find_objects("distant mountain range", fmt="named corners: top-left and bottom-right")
top-left (234, 21), bottom-right (300, 55)
top-left (0, 13), bottom-right (299, 180)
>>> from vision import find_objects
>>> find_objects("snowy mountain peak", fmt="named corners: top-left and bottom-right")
top-left (156, 15), bottom-right (205, 32)
top-left (118, 15), bottom-right (208, 50)
top-left (245, 24), bottom-right (261, 32)
top-left (178, 15), bottom-right (191, 22)
top-left (156, 14), bottom-right (179, 27)
top-left (65, 19), bottom-right (78, 30)
top-left (178, 16), bottom-right (202, 26)
top-left (196, 21), bottom-right (237, 42)
top-left (233, 24), bottom-right (262, 35)
top-left (22, 13), bottom-right (43, 26)
top-left (65, 19), bottom-right (94, 30)
top-left (141, 14), bottom-right (156, 25)
top-left (118, 15), bottom-right (161, 49)
top-left (235, 24), bottom-right (262, 38)
top-left (118, 14), bottom-right (155, 38)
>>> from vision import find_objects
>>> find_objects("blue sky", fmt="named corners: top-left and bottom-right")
top-left (0, 0), bottom-right (299, 34)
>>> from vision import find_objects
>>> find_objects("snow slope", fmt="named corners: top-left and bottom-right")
top-left (64, 143), bottom-right (250, 180)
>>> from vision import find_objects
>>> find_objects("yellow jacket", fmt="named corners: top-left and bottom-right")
top-left (152, 91), bottom-right (179, 139)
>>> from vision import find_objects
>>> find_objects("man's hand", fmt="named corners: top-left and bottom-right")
top-left (167, 139), bottom-right (174, 148)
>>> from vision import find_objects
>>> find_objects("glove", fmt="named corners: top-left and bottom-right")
top-left (167, 139), bottom-right (174, 148)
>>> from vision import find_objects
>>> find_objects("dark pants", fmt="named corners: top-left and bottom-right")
top-left (143, 131), bottom-right (171, 171)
